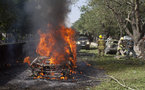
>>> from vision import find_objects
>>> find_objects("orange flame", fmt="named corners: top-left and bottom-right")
top-left (24, 56), bottom-right (31, 65)
top-left (36, 25), bottom-right (76, 67)
top-left (24, 25), bottom-right (77, 80)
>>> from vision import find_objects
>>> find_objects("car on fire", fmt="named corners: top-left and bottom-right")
top-left (76, 36), bottom-right (90, 50)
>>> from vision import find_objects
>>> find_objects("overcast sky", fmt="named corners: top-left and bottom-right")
top-left (67, 0), bottom-right (88, 27)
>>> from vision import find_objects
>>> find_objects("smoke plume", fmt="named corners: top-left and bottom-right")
top-left (25, 0), bottom-right (71, 31)
top-left (24, 0), bottom-right (72, 57)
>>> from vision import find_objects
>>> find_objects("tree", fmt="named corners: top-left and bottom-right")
top-left (72, 0), bottom-right (121, 39)
top-left (0, 0), bottom-right (16, 33)
top-left (0, 0), bottom-right (30, 36)
top-left (104, 0), bottom-right (145, 55)
top-left (73, 0), bottom-right (145, 56)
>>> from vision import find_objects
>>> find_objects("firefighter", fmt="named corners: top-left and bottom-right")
top-left (116, 37), bottom-right (125, 56)
top-left (97, 35), bottom-right (105, 56)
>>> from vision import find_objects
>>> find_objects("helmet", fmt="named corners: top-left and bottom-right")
top-left (99, 35), bottom-right (102, 39)
top-left (120, 37), bottom-right (124, 40)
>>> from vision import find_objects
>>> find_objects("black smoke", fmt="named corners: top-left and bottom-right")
top-left (25, 0), bottom-right (71, 32)
top-left (23, 0), bottom-right (72, 57)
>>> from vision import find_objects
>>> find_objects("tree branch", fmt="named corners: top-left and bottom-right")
top-left (125, 11), bottom-right (132, 23)
top-left (108, 75), bottom-right (136, 90)
top-left (125, 27), bottom-right (134, 38)
top-left (105, 1), bottom-right (119, 16)
top-left (126, 1), bottom-right (134, 7)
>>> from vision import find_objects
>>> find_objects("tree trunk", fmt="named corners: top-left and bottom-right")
top-left (128, 0), bottom-right (145, 57)
top-left (105, 0), bottom-right (144, 58)
top-left (134, 39), bottom-right (144, 58)
top-left (134, 43), bottom-right (141, 56)
top-left (140, 40), bottom-right (145, 59)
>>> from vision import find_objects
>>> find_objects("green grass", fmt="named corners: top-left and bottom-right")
top-left (78, 49), bottom-right (145, 90)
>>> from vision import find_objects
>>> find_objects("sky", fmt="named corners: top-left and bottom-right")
top-left (67, 0), bottom-right (88, 27)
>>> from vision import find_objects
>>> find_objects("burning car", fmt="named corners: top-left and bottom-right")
top-left (24, 26), bottom-right (77, 80)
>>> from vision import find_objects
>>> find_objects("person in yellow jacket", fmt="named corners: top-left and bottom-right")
top-left (97, 35), bottom-right (105, 56)
top-left (116, 37), bottom-right (125, 56)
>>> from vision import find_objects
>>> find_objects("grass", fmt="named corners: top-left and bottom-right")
top-left (78, 49), bottom-right (145, 90)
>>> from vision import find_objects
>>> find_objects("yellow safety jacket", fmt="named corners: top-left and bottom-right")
top-left (98, 39), bottom-right (105, 50)
top-left (117, 40), bottom-right (124, 50)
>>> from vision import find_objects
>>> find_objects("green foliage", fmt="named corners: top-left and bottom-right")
top-left (73, 0), bottom-right (145, 39)
top-left (72, 0), bottom-right (120, 38)
top-left (0, 0), bottom-right (16, 32)
top-left (0, 0), bottom-right (29, 35)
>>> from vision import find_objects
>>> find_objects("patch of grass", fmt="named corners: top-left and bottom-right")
top-left (78, 49), bottom-right (145, 90)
